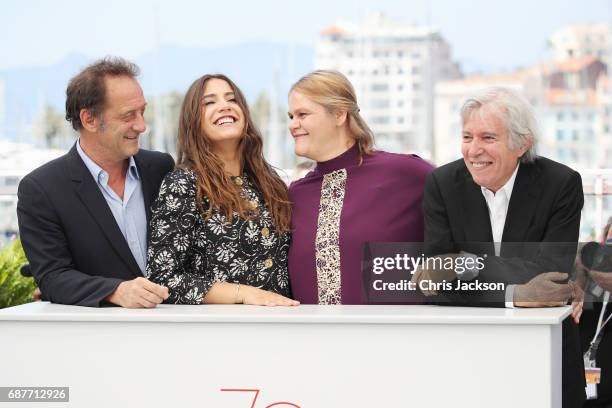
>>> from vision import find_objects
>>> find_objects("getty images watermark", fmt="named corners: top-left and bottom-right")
top-left (361, 242), bottom-right (581, 303)
top-left (370, 252), bottom-right (500, 292)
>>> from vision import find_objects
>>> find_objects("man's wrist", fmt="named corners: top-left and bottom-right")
top-left (512, 284), bottom-right (534, 307)
top-left (105, 281), bottom-right (124, 304)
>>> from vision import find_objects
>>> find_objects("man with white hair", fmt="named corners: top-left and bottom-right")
top-left (418, 87), bottom-right (585, 407)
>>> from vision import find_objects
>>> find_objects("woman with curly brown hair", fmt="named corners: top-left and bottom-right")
top-left (145, 74), bottom-right (299, 306)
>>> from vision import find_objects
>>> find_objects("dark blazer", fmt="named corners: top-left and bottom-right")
top-left (424, 157), bottom-right (585, 408)
top-left (17, 144), bottom-right (174, 307)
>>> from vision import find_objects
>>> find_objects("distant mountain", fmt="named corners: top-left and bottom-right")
top-left (0, 42), bottom-right (314, 140)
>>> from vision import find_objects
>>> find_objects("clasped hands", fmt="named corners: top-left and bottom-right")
top-left (410, 253), bottom-right (461, 296)
top-left (410, 253), bottom-right (576, 308)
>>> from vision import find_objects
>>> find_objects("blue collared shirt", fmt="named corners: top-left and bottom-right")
top-left (76, 140), bottom-right (148, 275)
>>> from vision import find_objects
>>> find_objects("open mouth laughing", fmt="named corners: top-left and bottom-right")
top-left (471, 161), bottom-right (492, 169)
top-left (214, 115), bottom-right (238, 126)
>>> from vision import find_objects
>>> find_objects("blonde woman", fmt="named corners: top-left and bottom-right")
top-left (287, 70), bottom-right (433, 305)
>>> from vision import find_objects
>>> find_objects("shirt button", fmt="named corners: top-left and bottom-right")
top-left (263, 258), bottom-right (273, 268)
top-left (261, 227), bottom-right (270, 237)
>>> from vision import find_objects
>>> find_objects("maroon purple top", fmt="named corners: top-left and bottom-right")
top-left (288, 144), bottom-right (434, 305)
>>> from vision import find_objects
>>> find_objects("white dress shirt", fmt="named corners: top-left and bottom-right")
top-left (480, 164), bottom-right (520, 308)
top-left (76, 140), bottom-right (148, 274)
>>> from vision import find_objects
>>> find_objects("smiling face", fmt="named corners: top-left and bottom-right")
top-left (461, 107), bottom-right (528, 192)
top-left (287, 90), bottom-right (346, 161)
top-left (96, 75), bottom-right (146, 160)
top-left (200, 78), bottom-right (245, 150)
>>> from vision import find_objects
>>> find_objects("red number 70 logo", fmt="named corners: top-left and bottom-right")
top-left (220, 388), bottom-right (301, 408)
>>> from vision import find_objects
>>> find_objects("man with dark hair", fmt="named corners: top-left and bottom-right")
top-left (17, 57), bottom-right (174, 307)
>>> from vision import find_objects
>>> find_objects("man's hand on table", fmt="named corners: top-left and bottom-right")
top-left (106, 277), bottom-right (169, 308)
top-left (32, 287), bottom-right (42, 301)
top-left (513, 272), bottom-right (572, 308)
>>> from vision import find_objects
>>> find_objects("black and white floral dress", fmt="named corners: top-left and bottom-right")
top-left (146, 168), bottom-right (290, 304)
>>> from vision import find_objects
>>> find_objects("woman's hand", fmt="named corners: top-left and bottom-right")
top-left (570, 280), bottom-right (585, 324)
top-left (571, 256), bottom-right (589, 324)
top-left (240, 286), bottom-right (300, 307)
top-left (203, 282), bottom-right (300, 306)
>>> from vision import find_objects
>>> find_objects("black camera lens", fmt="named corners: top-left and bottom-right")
top-left (581, 241), bottom-right (612, 272)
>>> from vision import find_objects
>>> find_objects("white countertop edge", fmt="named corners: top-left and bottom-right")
top-left (0, 303), bottom-right (572, 325)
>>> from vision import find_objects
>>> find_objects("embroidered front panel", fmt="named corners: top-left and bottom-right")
top-left (315, 169), bottom-right (347, 304)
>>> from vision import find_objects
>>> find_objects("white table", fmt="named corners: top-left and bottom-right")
top-left (0, 302), bottom-right (570, 407)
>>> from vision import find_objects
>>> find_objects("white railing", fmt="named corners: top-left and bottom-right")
top-left (578, 169), bottom-right (612, 239)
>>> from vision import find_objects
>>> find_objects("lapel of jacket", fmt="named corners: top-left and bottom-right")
top-left (67, 144), bottom-right (142, 277)
top-left (502, 161), bottom-right (541, 243)
top-left (456, 165), bottom-right (494, 243)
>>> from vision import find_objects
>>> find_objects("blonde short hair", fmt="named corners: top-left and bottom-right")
top-left (290, 70), bottom-right (375, 161)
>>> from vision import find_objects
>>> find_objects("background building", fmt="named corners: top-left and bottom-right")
top-left (0, 140), bottom-right (64, 245)
top-left (315, 13), bottom-right (462, 160)
top-left (541, 56), bottom-right (606, 168)
top-left (549, 23), bottom-right (611, 66)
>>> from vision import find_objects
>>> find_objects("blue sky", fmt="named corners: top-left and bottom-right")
top-left (1, 0), bottom-right (610, 72)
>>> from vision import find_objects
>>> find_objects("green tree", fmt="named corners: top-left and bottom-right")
top-left (0, 240), bottom-right (35, 309)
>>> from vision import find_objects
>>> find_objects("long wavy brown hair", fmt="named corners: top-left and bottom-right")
top-left (176, 74), bottom-right (291, 232)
